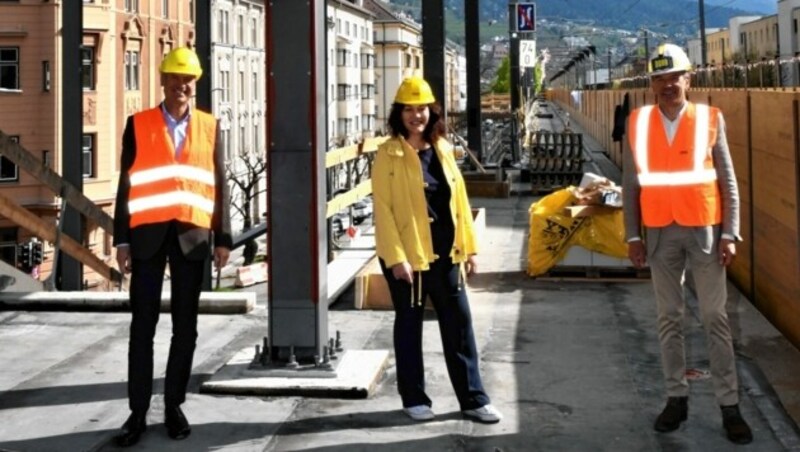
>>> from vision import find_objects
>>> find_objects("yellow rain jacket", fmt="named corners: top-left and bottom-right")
top-left (372, 135), bottom-right (477, 271)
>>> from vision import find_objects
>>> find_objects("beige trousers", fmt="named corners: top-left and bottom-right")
top-left (647, 224), bottom-right (739, 406)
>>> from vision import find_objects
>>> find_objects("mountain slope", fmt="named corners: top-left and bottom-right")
top-left (388, 0), bottom-right (765, 37)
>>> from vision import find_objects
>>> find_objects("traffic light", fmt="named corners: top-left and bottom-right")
top-left (17, 242), bottom-right (31, 268)
top-left (31, 241), bottom-right (43, 266)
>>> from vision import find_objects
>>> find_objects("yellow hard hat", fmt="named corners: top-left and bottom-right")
top-left (648, 44), bottom-right (692, 76)
top-left (160, 47), bottom-right (203, 79)
top-left (394, 76), bottom-right (436, 105)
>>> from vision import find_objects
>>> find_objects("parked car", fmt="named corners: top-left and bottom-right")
top-left (331, 211), bottom-right (351, 237)
top-left (352, 200), bottom-right (372, 225)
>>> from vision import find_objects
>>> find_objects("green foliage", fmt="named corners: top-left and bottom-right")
top-left (491, 56), bottom-right (510, 93)
top-left (533, 64), bottom-right (543, 95)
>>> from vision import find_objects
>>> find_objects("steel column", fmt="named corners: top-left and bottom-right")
top-left (266, 0), bottom-right (328, 361)
top-left (58, 1), bottom-right (83, 290)
top-left (194, 0), bottom-right (212, 290)
top-left (422, 0), bottom-right (446, 120)
top-left (465, 0), bottom-right (483, 160)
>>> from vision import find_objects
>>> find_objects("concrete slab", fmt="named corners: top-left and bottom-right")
top-left (201, 349), bottom-right (389, 398)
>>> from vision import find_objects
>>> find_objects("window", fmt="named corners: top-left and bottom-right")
top-left (82, 134), bottom-right (95, 178)
top-left (415, 55), bottom-right (421, 68)
top-left (361, 53), bottom-right (373, 68)
top-left (124, 51), bottom-right (140, 90)
top-left (253, 122), bottom-right (260, 153)
top-left (251, 71), bottom-right (258, 99)
top-left (42, 60), bottom-right (50, 92)
top-left (219, 69), bottom-right (230, 102)
top-left (0, 47), bottom-right (20, 90)
top-left (239, 125), bottom-right (246, 152)
top-left (361, 84), bottom-right (374, 99)
top-left (162, 0), bottom-right (168, 18)
top-left (218, 10), bottom-right (230, 43)
top-left (251, 17), bottom-right (258, 47)
top-left (125, 0), bottom-right (138, 13)
top-left (239, 70), bottom-right (245, 101)
top-left (1, 136), bottom-right (19, 182)
top-left (42, 150), bottom-right (50, 168)
top-left (81, 46), bottom-right (95, 90)
top-left (336, 49), bottom-right (350, 67)
top-left (405, 54), bottom-right (412, 68)
top-left (238, 15), bottom-right (244, 46)
top-left (189, 0), bottom-right (194, 22)
top-left (0, 227), bottom-right (18, 267)
top-left (221, 128), bottom-right (231, 161)
top-left (337, 84), bottom-right (351, 100)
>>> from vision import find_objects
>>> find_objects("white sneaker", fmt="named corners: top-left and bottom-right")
top-left (403, 405), bottom-right (435, 421)
top-left (463, 404), bottom-right (502, 423)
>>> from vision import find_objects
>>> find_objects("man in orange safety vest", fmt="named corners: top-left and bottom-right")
top-left (622, 43), bottom-right (751, 445)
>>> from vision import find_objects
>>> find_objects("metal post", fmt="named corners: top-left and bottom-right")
top-left (195, 0), bottom-right (212, 290)
top-left (607, 49), bottom-right (612, 83)
top-left (58, 1), bottom-right (83, 290)
top-left (699, 0), bottom-right (707, 67)
top-left (266, 0), bottom-right (328, 361)
top-left (422, 0), bottom-right (446, 123)
top-left (465, 0), bottom-right (482, 160)
top-left (508, 1), bottom-right (520, 163)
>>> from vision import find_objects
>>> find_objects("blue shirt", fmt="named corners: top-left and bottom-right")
top-left (160, 103), bottom-right (191, 159)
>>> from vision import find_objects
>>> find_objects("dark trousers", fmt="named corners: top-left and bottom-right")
top-left (127, 224), bottom-right (204, 414)
top-left (380, 258), bottom-right (490, 410)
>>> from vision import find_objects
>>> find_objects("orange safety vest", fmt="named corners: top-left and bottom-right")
top-left (628, 102), bottom-right (722, 227)
top-left (128, 107), bottom-right (217, 229)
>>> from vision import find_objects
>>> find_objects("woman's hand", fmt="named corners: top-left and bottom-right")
top-left (391, 262), bottom-right (414, 284)
top-left (466, 254), bottom-right (478, 276)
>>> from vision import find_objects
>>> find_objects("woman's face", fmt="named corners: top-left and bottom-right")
top-left (401, 105), bottom-right (430, 137)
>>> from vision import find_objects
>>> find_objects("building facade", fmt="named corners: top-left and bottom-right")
top-left (0, 0), bottom-right (195, 286)
top-left (327, 0), bottom-right (376, 148)
top-left (740, 15), bottom-right (779, 60)
top-left (211, 0), bottom-right (266, 233)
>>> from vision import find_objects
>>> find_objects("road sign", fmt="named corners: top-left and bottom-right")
top-left (515, 3), bottom-right (536, 32)
top-left (520, 40), bottom-right (537, 68)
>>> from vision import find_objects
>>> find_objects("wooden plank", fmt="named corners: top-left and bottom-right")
top-left (750, 92), bottom-right (796, 160)
top-left (0, 130), bottom-right (114, 233)
top-left (752, 152), bottom-right (798, 231)
top-left (0, 192), bottom-right (122, 284)
top-left (326, 180), bottom-right (372, 218)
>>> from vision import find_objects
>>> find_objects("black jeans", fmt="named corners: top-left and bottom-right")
top-left (127, 223), bottom-right (204, 414)
top-left (380, 257), bottom-right (490, 410)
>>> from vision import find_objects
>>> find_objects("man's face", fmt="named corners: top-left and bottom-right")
top-left (651, 71), bottom-right (689, 108)
top-left (162, 73), bottom-right (196, 105)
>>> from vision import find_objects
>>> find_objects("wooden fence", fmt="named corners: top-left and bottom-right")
top-left (549, 88), bottom-right (800, 349)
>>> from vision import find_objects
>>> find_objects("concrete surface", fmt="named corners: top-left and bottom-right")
top-left (1, 193), bottom-right (799, 452)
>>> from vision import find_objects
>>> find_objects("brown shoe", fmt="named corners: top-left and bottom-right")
top-left (654, 396), bottom-right (688, 432)
top-left (722, 405), bottom-right (753, 444)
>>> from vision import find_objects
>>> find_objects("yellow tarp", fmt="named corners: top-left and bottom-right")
top-left (527, 187), bottom-right (628, 276)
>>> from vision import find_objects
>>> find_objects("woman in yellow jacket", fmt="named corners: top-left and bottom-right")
top-left (372, 76), bottom-right (501, 424)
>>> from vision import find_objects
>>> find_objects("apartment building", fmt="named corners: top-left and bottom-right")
top-left (0, 0), bottom-right (194, 286)
top-left (740, 15), bottom-right (779, 60)
top-left (211, 0), bottom-right (266, 233)
top-left (706, 28), bottom-right (731, 65)
top-left (327, 0), bottom-right (376, 148)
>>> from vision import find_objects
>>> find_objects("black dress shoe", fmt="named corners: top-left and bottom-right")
top-left (165, 405), bottom-right (191, 440)
top-left (654, 396), bottom-right (688, 432)
top-left (115, 412), bottom-right (147, 447)
top-left (722, 405), bottom-right (753, 444)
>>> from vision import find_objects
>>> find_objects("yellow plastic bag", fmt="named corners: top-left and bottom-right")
top-left (527, 187), bottom-right (628, 276)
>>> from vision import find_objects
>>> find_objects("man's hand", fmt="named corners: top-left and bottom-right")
top-left (466, 254), bottom-right (478, 276)
top-left (214, 247), bottom-right (231, 269)
top-left (628, 240), bottom-right (647, 269)
top-left (116, 246), bottom-right (132, 274)
top-left (718, 238), bottom-right (736, 267)
top-left (391, 261), bottom-right (413, 284)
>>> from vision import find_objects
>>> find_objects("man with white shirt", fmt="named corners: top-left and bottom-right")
top-left (622, 43), bottom-right (751, 445)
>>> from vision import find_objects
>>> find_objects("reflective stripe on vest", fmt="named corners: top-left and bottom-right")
top-left (129, 107), bottom-right (217, 229)
top-left (634, 104), bottom-right (717, 186)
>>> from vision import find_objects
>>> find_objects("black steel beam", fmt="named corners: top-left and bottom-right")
top-left (195, 1), bottom-right (211, 111)
top-left (422, 0), bottom-right (446, 119)
top-left (465, 0), bottom-right (483, 161)
top-left (58, 1), bottom-right (83, 290)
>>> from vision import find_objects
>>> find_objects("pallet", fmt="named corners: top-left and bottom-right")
top-left (536, 265), bottom-right (650, 281)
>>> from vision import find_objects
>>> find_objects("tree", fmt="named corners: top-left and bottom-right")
top-left (491, 55), bottom-right (510, 93)
top-left (226, 150), bottom-right (267, 265)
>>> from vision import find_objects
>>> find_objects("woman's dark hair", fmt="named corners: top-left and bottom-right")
top-left (386, 102), bottom-right (447, 144)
